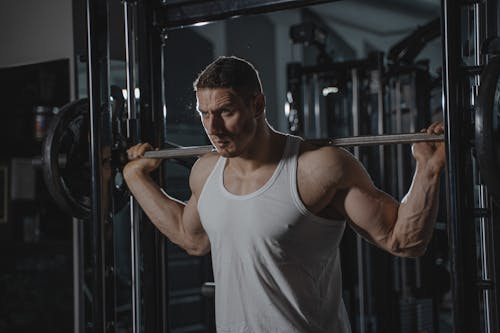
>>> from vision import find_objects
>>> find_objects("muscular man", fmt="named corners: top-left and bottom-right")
top-left (124, 56), bottom-right (446, 332)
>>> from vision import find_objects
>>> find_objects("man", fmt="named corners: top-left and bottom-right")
top-left (124, 56), bottom-right (446, 332)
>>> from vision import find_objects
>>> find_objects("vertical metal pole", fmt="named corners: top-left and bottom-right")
top-left (376, 68), bottom-right (385, 188)
top-left (124, 1), bottom-right (140, 139)
top-left (352, 68), bottom-right (366, 333)
top-left (442, 0), bottom-right (479, 332)
top-left (303, 76), bottom-right (311, 137)
top-left (159, 30), bottom-right (170, 333)
top-left (73, 218), bottom-right (85, 333)
top-left (86, 0), bottom-right (114, 331)
top-left (129, 201), bottom-right (142, 333)
top-left (477, 182), bottom-right (498, 333)
top-left (395, 80), bottom-right (404, 202)
top-left (471, 2), bottom-right (498, 332)
top-left (472, 3), bottom-right (488, 332)
top-left (139, 2), bottom-right (167, 331)
top-left (409, 73), bottom-right (424, 291)
top-left (313, 73), bottom-right (322, 138)
top-left (408, 72), bottom-right (417, 134)
top-left (394, 79), bottom-right (409, 303)
top-left (388, 79), bottom-right (401, 297)
top-left (352, 69), bottom-right (360, 157)
top-left (123, 2), bottom-right (142, 332)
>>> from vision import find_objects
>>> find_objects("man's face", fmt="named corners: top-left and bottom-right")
top-left (196, 88), bottom-right (261, 157)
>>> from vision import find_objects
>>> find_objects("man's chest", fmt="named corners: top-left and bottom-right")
top-left (222, 164), bottom-right (279, 196)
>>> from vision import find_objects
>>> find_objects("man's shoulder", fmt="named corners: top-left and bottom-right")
top-left (298, 141), bottom-right (350, 167)
top-left (189, 152), bottom-right (220, 195)
top-left (196, 151), bottom-right (220, 166)
top-left (297, 141), bottom-right (357, 186)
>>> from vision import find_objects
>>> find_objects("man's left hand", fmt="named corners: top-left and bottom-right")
top-left (412, 121), bottom-right (446, 176)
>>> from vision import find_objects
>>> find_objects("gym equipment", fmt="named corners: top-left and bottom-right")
top-left (42, 98), bottom-right (130, 219)
top-left (42, 99), bottom-right (91, 219)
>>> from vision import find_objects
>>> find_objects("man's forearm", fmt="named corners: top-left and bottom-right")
top-left (390, 162), bottom-right (441, 257)
top-left (124, 168), bottom-right (188, 247)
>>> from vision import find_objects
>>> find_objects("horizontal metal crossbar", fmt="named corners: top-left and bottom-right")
top-left (155, 0), bottom-right (336, 29)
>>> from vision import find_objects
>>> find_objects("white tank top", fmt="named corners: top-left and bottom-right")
top-left (198, 135), bottom-right (351, 333)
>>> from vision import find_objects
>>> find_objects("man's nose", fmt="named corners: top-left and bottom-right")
top-left (205, 114), bottom-right (223, 134)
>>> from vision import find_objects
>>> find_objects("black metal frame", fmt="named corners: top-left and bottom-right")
top-left (441, 0), bottom-right (500, 332)
top-left (137, 1), bottom-right (169, 332)
top-left (85, 0), bottom-right (116, 332)
top-left (441, 0), bottom-right (476, 330)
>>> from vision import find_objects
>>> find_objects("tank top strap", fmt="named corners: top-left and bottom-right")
top-left (198, 155), bottom-right (225, 206)
top-left (284, 134), bottom-right (303, 159)
top-left (283, 134), bottom-right (302, 175)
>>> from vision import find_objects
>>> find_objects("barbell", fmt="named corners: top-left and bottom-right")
top-left (41, 98), bottom-right (445, 220)
top-left (142, 132), bottom-right (444, 159)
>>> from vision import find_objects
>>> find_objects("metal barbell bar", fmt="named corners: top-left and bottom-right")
top-left (144, 132), bottom-right (445, 159)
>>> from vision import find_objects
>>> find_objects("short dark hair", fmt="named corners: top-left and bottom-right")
top-left (193, 56), bottom-right (263, 99)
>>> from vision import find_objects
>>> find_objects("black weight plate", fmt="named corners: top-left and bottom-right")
top-left (475, 56), bottom-right (500, 204)
top-left (42, 99), bottom-right (91, 219)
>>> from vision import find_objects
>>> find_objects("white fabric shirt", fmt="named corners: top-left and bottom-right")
top-left (198, 135), bottom-right (351, 333)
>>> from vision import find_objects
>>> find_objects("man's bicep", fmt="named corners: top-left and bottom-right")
top-left (182, 153), bottom-right (217, 255)
top-left (181, 194), bottom-right (211, 255)
top-left (341, 160), bottom-right (399, 249)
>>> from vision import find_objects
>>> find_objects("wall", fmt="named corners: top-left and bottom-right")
top-left (0, 0), bottom-right (75, 98)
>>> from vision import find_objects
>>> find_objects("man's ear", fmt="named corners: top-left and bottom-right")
top-left (254, 93), bottom-right (266, 118)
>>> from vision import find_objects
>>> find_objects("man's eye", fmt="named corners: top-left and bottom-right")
top-left (199, 111), bottom-right (208, 118)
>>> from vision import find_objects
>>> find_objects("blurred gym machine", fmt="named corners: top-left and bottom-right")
top-left (285, 18), bottom-right (450, 333)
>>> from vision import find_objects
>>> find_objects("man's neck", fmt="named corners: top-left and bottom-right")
top-left (228, 123), bottom-right (286, 174)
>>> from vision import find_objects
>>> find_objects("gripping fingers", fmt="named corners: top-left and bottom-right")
top-left (127, 143), bottom-right (154, 160)
top-left (425, 121), bottom-right (444, 135)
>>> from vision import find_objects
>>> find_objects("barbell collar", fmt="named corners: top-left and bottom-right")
top-left (143, 132), bottom-right (444, 160)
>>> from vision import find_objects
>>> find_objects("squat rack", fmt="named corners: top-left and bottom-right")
top-left (82, 0), bottom-right (499, 332)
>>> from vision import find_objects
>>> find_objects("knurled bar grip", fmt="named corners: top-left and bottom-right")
top-left (143, 133), bottom-right (445, 159)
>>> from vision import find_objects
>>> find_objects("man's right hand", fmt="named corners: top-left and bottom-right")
top-left (124, 143), bottom-right (162, 176)
top-left (122, 142), bottom-right (211, 256)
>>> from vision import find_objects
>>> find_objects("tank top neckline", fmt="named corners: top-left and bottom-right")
top-left (217, 135), bottom-right (292, 200)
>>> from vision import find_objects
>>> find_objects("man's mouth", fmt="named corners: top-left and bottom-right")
top-left (212, 135), bottom-right (230, 142)
top-left (214, 140), bottom-right (229, 147)
top-left (212, 137), bottom-right (230, 147)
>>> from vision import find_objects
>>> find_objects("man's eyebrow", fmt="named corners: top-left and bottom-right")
top-left (197, 102), bottom-right (234, 114)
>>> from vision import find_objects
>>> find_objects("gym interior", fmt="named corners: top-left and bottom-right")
top-left (0, 0), bottom-right (499, 332)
